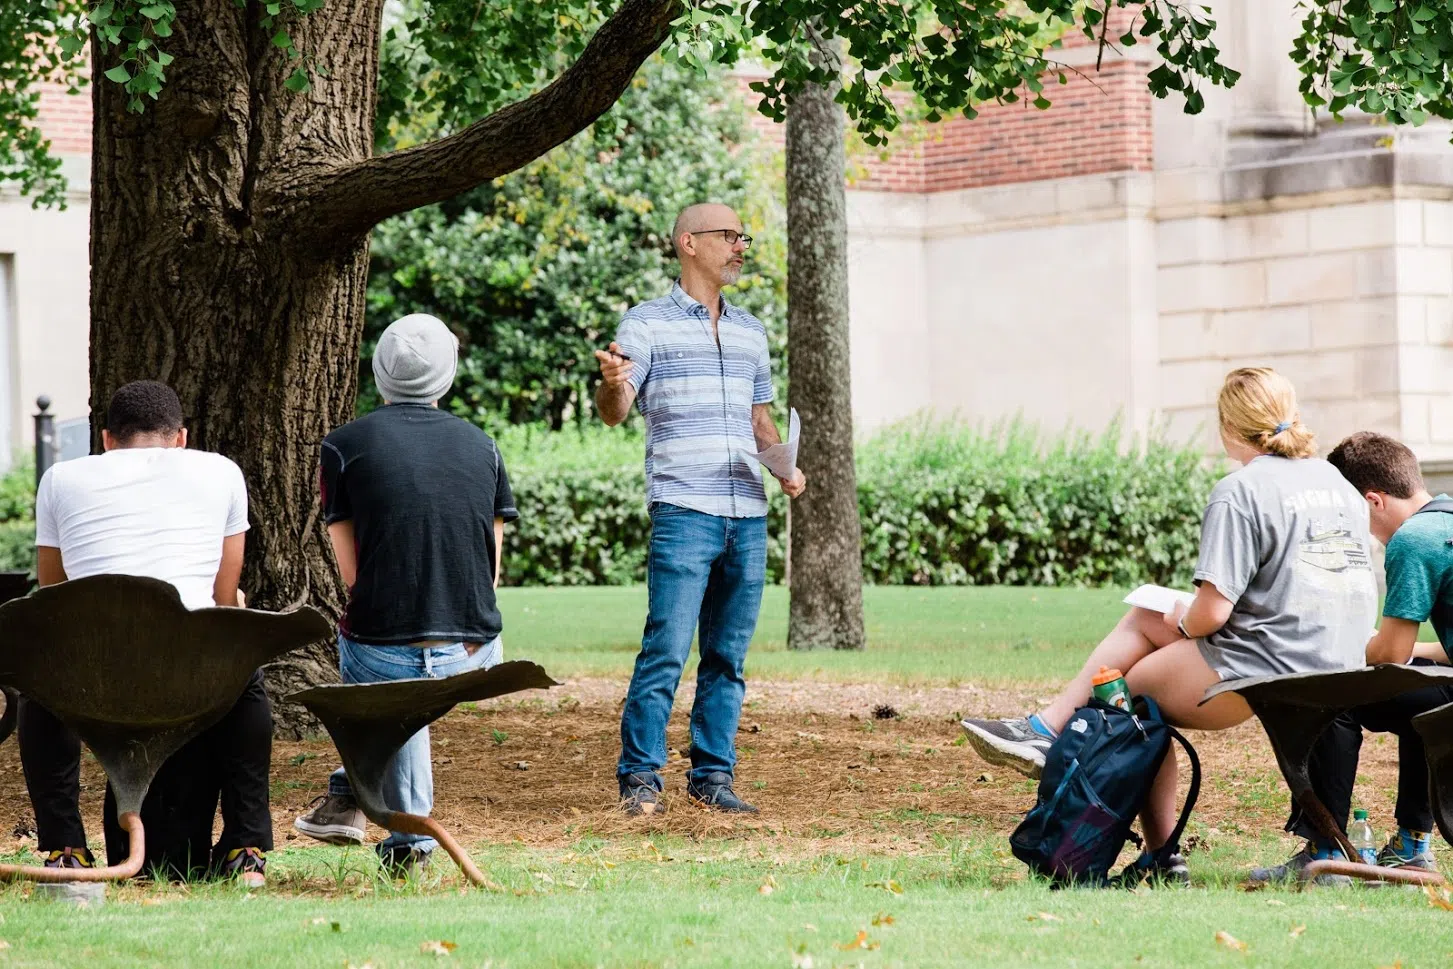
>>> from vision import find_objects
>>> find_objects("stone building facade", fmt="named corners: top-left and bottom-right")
top-left (2, 0), bottom-right (1451, 472)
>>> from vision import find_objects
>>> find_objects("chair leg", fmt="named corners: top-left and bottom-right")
top-left (381, 812), bottom-right (501, 890)
top-left (1249, 699), bottom-right (1360, 860)
top-left (0, 811), bottom-right (146, 883)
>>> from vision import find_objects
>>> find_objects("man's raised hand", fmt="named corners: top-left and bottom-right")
top-left (594, 342), bottom-right (634, 388)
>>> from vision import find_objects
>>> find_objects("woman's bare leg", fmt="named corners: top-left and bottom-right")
top-left (1039, 607), bottom-right (1180, 733)
top-left (1126, 639), bottom-right (1251, 848)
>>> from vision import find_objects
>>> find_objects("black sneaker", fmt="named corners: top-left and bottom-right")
top-left (1119, 850), bottom-right (1190, 887)
top-left (43, 846), bottom-right (95, 869)
top-left (379, 844), bottom-right (431, 879)
top-left (293, 793), bottom-right (367, 846)
top-left (686, 772), bottom-right (758, 814)
top-left (619, 772), bottom-right (666, 817)
top-left (217, 847), bottom-right (266, 888)
top-left (960, 716), bottom-right (1053, 779)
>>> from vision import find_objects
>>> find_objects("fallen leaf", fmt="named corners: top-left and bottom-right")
top-left (864, 879), bottom-right (903, 895)
top-left (802, 923), bottom-right (818, 933)
top-left (977, 772), bottom-right (994, 783)
top-left (871, 914), bottom-right (894, 927)
top-left (513, 761), bottom-right (530, 771)
top-left (1425, 885), bottom-right (1453, 911)
top-left (1289, 924), bottom-right (1306, 938)
top-left (759, 875), bottom-right (779, 895)
top-left (1027, 912), bottom-right (1060, 923)
top-left (1265, 899), bottom-right (1285, 907)
top-left (796, 731), bottom-right (824, 741)
top-left (1214, 931), bottom-right (1247, 953)
top-left (309, 917), bottom-right (327, 926)
top-left (834, 931), bottom-right (880, 951)
top-left (0, 940), bottom-right (9, 950)
top-left (420, 940), bottom-right (458, 956)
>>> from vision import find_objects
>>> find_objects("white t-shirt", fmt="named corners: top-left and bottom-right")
top-left (35, 448), bottom-right (250, 610)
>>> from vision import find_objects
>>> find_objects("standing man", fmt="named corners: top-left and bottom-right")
top-left (595, 202), bottom-right (806, 816)
top-left (294, 313), bottom-right (518, 875)
top-left (21, 380), bottom-right (269, 884)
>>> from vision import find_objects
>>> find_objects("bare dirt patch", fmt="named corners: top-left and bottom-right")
top-left (1, 678), bottom-right (1406, 860)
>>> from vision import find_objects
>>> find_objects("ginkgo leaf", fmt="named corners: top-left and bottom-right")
top-left (834, 930), bottom-right (880, 951)
top-left (1289, 924), bottom-right (1306, 938)
top-left (871, 913), bottom-right (894, 927)
top-left (1214, 930), bottom-right (1247, 952)
top-left (1425, 885), bottom-right (1453, 911)
top-left (420, 940), bottom-right (458, 956)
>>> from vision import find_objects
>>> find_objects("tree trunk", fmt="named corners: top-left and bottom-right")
top-left (84, 0), bottom-right (678, 734)
top-left (784, 38), bottom-right (866, 652)
top-left (88, 1), bottom-right (384, 735)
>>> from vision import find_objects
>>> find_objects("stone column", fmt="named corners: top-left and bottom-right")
top-left (1223, 0), bottom-right (1312, 140)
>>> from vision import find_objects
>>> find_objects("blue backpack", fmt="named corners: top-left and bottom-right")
top-left (1010, 696), bottom-right (1201, 885)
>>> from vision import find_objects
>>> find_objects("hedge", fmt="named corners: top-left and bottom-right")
top-left (497, 419), bottom-right (1222, 588)
top-left (0, 421), bottom-right (1221, 588)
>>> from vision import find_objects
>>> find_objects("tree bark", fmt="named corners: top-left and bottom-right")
top-left (784, 37), bottom-right (866, 652)
top-left (86, 0), bottom-right (677, 733)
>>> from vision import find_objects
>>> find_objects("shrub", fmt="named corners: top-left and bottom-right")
top-left (496, 419), bottom-right (1221, 588)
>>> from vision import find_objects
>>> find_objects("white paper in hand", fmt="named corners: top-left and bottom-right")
top-left (1122, 584), bottom-right (1195, 615)
top-left (751, 408), bottom-right (800, 480)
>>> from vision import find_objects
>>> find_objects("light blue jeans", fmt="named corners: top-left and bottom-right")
top-left (618, 504), bottom-right (767, 787)
top-left (328, 634), bottom-right (502, 855)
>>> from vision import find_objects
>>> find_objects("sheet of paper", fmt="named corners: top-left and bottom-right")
top-left (750, 408), bottom-right (800, 480)
top-left (1122, 584), bottom-right (1195, 615)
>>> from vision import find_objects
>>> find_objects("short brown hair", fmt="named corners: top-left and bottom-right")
top-left (1326, 431), bottom-right (1424, 498)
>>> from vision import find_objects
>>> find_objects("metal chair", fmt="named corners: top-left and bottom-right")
top-left (0, 574), bottom-right (330, 882)
top-left (290, 660), bottom-right (559, 886)
top-left (1206, 664), bottom-right (1453, 887)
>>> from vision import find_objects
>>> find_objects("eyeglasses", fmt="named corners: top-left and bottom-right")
top-left (691, 228), bottom-right (753, 249)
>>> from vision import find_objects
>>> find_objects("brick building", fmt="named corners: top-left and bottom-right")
top-left (2, 0), bottom-right (1452, 473)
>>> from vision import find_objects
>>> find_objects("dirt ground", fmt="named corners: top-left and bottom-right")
top-left (0, 677), bottom-right (1407, 859)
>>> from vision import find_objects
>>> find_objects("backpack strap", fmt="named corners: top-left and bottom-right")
top-left (1416, 498), bottom-right (1453, 516)
top-left (1152, 726), bottom-right (1202, 863)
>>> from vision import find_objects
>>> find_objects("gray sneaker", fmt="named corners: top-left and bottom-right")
top-left (960, 717), bottom-right (1053, 779)
top-left (1376, 832), bottom-right (1437, 871)
top-left (293, 793), bottom-right (367, 846)
top-left (1247, 843), bottom-right (1352, 888)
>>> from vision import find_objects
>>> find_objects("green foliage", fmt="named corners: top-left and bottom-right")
top-left (366, 58), bottom-right (787, 427)
top-left (1294, 0), bottom-right (1453, 127)
top-left (0, 0), bottom-right (89, 208)
top-left (0, 457), bottom-right (36, 574)
top-left (497, 420), bottom-right (1221, 588)
top-left (6, 0), bottom-right (1243, 203)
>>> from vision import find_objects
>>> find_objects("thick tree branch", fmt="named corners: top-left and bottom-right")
top-left (286, 0), bottom-right (680, 239)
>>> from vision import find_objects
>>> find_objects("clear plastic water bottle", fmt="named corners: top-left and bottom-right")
top-left (1349, 809), bottom-right (1378, 865)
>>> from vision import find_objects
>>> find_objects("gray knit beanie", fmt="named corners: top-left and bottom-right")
top-left (372, 314), bottom-right (458, 405)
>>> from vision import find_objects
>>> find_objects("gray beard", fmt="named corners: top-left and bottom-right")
top-left (720, 265), bottom-right (742, 286)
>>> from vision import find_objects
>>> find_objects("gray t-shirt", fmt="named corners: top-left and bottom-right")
top-left (1194, 455), bottom-right (1377, 682)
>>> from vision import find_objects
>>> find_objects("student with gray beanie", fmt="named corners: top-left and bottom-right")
top-left (294, 313), bottom-right (518, 875)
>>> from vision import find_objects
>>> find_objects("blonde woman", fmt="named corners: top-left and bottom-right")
top-left (962, 367), bottom-right (1378, 884)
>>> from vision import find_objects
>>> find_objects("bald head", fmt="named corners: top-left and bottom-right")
top-left (672, 203), bottom-right (740, 259)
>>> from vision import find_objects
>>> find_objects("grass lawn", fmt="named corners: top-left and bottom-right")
top-left (3, 838), bottom-right (1450, 969)
top-left (503, 585), bottom-right (1438, 687)
top-left (5, 586), bottom-right (1448, 967)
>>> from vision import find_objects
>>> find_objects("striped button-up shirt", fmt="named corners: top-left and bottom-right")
top-left (615, 282), bottom-right (774, 519)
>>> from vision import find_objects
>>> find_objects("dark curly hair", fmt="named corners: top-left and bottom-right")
top-left (106, 380), bottom-right (184, 443)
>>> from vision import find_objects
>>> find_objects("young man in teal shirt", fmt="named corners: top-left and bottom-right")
top-left (1325, 432), bottom-right (1452, 868)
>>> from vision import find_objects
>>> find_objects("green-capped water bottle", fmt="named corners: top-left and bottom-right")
top-left (1349, 809), bottom-right (1378, 865)
top-left (1091, 667), bottom-right (1131, 711)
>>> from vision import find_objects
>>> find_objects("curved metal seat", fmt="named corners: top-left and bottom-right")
top-left (1206, 664), bottom-right (1453, 886)
top-left (290, 660), bottom-right (559, 886)
top-left (0, 574), bottom-right (331, 882)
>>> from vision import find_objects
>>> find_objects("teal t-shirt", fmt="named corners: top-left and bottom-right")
top-left (1383, 495), bottom-right (1453, 661)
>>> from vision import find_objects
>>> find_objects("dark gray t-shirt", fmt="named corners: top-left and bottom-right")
top-left (1194, 456), bottom-right (1377, 681)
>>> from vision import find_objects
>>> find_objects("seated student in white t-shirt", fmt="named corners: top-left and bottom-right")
top-left (18, 380), bottom-right (270, 885)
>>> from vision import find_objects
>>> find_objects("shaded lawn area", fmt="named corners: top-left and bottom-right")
top-left (2, 839), bottom-right (1449, 969)
top-left (503, 585), bottom-right (1438, 687)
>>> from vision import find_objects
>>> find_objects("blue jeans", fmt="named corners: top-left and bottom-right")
top-left (328, 634), bottom-right (502, 855)
top-left (618, 504), bottom-right (767, 786)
